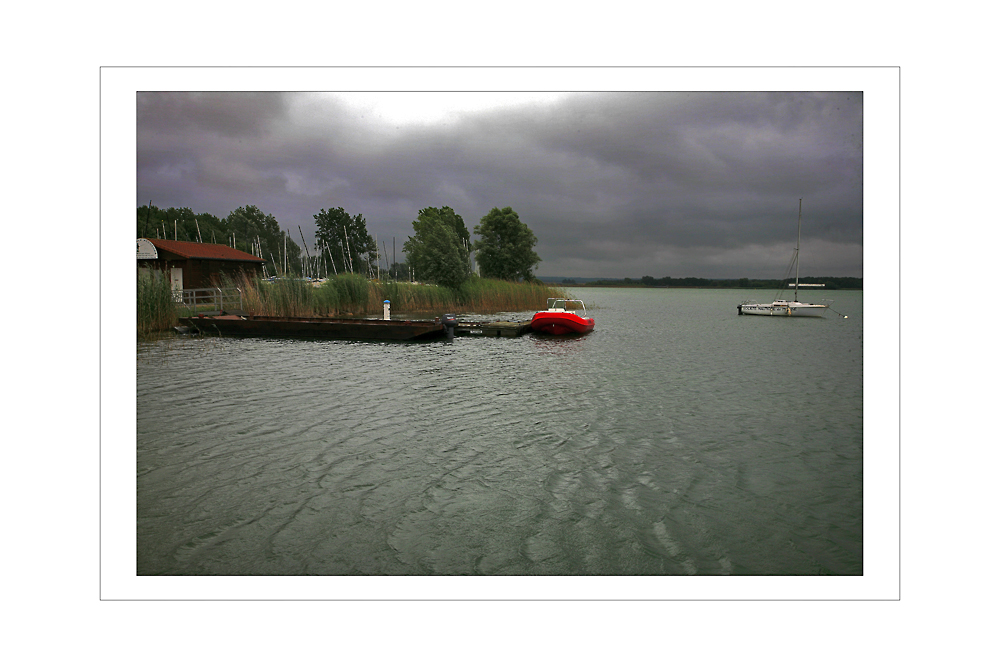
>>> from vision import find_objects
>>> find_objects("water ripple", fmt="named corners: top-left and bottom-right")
top-left (138, 289), bottom-right (863, 575)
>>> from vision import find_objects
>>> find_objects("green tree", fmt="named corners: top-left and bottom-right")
top-left (402, 206), bottom-right (471, 289)
top-left (421, 206), bottom-right (470, 251)
top-left (389, 261), bottom-right (411, 282)
top-left (226, 205), bottom-right (299, 276)
top-left (137, 205), bottom-right (226, 244)
top-left (472, 206), bottom-right (541, 281)
top-left (403, 206), bottom-right (472, 287)
top-left (314, 207), bottom-right (377, 275)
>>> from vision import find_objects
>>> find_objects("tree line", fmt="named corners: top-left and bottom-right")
top-left (137, 204), bottom-right (306, 277)
top-left (137, 202), bottom-right (543, 288)
top-left (403, 205), bottom-right (541, 289)
top-left (583, 275), bottom-right (863, 289)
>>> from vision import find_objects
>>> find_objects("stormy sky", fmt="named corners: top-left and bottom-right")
top-left (137, 90), bottom-right (863, 279)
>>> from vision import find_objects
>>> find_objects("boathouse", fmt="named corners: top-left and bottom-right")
top-left (137, 238), bottom-right (266, 291)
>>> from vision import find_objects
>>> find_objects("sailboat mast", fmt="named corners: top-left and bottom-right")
top-left (794, 198), bottom-right (802, 302)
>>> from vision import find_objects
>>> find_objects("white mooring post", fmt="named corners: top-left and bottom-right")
top-left (383, 300), bottom-right (391, 320)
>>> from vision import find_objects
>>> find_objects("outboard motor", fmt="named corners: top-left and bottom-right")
top-left (442, 313), bottom-right (457, 340)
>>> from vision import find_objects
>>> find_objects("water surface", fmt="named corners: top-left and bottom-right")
top-left (137, 287), bottom-right (863, 575)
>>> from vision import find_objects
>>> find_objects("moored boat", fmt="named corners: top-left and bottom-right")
top-left (737, 299), bottom-right (829, 317)
top-left (739, 199), bottom-right (829, 318)
top-left (530, 298), bottom-right (595, 335)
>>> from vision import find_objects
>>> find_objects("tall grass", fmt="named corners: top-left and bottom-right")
top-left (455, 277), bottom-right (563, 313)
top-left (236, 274), bottom-right (316, 317)
top-left (137, 271), bottom-right (177, 337)
top-left (136, 273), bottom-right (570, 333)
top-left (372, 280), bottom-right (459, 314)
top-left (229, 273), bottom-right (567, 318)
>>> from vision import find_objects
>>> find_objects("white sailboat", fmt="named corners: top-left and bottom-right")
top-left (738, 199), bottom-right (829, 317)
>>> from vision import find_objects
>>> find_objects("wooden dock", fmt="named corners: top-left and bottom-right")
top-left (178, 313), bottom-right (450, 341)
top-left (176, 313), bottom-right (536, 341)
top-left (455, 320), bottom-right (533, 338)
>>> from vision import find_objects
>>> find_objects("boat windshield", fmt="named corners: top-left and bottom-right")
top-left (546, 298), bottom-right (587, 314)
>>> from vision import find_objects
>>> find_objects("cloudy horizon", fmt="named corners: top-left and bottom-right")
top-left (137, 91), bottom-right (863, 279)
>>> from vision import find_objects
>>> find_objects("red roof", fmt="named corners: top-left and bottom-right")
top-left (143, 238), bottom-right (265, 263)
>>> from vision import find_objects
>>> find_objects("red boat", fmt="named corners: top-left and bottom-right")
top-left (530, 298), bottom-right (595, 335)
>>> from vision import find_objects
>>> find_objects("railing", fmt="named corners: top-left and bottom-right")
top-left (178, 287), bottom-right (243, 315)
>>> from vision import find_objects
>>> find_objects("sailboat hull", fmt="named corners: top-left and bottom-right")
top-left (738, 302), bottom-right (828, 317)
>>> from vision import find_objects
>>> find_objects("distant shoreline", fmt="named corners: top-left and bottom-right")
top-left (542, 283), bottom-right (864, 292)
top-left (548, 283), bottom-right (862, 290)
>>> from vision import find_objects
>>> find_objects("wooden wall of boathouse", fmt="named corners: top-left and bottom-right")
top-left (137, 238), bottom-right (265, 290)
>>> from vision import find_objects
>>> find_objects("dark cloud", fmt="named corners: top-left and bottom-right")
top-left (137, 91), bottom-right (862, 278)
top-left (137, 92), bottom-right (289, 138)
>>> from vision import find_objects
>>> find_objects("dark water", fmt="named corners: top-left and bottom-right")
top-left (137, 288), bottom-right (862, 575)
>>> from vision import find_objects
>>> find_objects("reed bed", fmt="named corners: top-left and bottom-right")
top-left (137, 271), bottom-right (178, 337)
top-left (136, 274), bottom-right (569, 334)
top-left (455, 277), bottom-right (563, 314)
top-left (229, 273), bottom-right (567, 319)
top-left (237, 275), bottom-right (316, 317)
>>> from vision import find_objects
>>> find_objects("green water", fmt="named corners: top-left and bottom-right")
top-left (137, 288), bottom-right (862, 575)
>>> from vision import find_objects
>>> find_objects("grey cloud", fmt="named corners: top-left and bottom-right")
top-left (137, 91), bottom-right (862, 278)
top-left (138, 92), bottom-right (290, 138)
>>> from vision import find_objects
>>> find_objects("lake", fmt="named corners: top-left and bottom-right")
top-left (137, 287), bottom-right (863, 576)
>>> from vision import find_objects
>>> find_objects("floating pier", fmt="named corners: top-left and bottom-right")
top-left (179, 313), bottom-right (450, 341)
top-left (455, 320), bottom-right (533, 338)
top-left (176, 313), bottom-right (535, 341)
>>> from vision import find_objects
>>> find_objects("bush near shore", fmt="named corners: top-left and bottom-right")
top-left (137, 273), bottom-right (567, 334)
